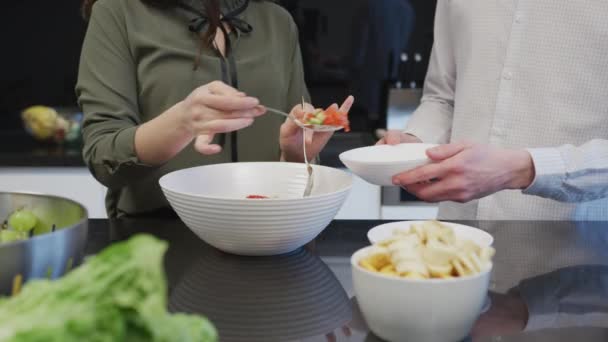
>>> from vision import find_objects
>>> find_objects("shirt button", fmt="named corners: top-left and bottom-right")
top-left (503, 71), bottom-right (513, 80)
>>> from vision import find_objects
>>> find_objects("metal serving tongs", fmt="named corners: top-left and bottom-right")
top-left (300, 97), bottom-right (314, 198)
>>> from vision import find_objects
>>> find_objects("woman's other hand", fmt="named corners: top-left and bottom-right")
top-left (280, 96), bottom-right (354, 163)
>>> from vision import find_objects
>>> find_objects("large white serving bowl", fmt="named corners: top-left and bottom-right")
top-left (159, 162), bottom-right (353, 256)
top-left (339, 143), bottom-right (437, 186)
top-left (351, 222), bottom-right (493, 342)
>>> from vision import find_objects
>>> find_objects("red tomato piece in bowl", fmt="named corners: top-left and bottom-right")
top-left (246, 195), bottom-right (269, 199)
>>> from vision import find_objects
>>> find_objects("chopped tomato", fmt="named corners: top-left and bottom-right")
top-left (246, 195), bottom-right (269, 199)
top-left (302, 105), bottom-right (350, 132)
top-left (323, 106), bottom-right (350, 132)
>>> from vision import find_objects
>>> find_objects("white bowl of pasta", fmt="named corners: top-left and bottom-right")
top-left (351, 221), bottom-right (494, 342)
top-left (159, 162), bottom-right (352, 256)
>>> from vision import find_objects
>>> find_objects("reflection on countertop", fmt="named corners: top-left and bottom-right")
top-left (85, 219), bottom-right (608, 342)
top-left (169, 245), bottom-right (352, 342)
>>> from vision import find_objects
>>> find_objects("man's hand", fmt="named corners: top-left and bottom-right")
top-left (393, 142), bottom-right (536, 203)
top-left (376, 130), bottom-right (422, 145)
top-left (471, 292), bottom-right (529, 340)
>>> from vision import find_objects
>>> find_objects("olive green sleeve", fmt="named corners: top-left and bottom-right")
top-left (285, 17), bottom-right (311, 109)
top-left (76, 2), bottom-right (155, 190)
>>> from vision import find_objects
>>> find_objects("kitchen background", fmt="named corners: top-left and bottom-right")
top-left (0, 0), bottom-right (439, 219)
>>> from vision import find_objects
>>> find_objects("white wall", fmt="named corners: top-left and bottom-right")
top-left (335, 174), bottom-right (381, 220)
top-left (0, 167), bottom-right (437, 221)
top-left (0, 167), bottom-right (108, 218)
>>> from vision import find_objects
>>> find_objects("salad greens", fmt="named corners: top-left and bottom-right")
top-left (0, 235), bottom-right (217, 342)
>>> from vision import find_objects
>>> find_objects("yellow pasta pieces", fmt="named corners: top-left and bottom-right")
top-left (360, 221), bottom-right (495, 280)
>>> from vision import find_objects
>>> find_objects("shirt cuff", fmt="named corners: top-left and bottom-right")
top-left (102, 126), bottom-right (154, 174)
top-left (518, 275), bottom-right (560, 331)
top-left (522, 147), bottom-right (567, 197)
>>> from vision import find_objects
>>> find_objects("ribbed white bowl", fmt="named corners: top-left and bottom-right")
top-left (340, 143), bottom-right (438, 186)
top-left (159, 162), bottom-right (353, 255)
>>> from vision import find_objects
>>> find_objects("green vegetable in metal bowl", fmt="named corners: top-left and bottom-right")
top-left (1, 203), bottom-right (86, 244)
top-left (1, 209), bottom-right (39, 244)
top-left (0, 235), bottom-right (217, 342)
top-left (0, 230), bottom-right (28, 244)
top-left (7, 210), bottom-right (37, 233)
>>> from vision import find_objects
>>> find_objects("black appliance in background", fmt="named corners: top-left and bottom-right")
top-left (0, 0), bottom-right (86, 131)
top-left (0, 0), bottom-right (436, 134)
top-left (279, 0), bottom-right (436, 133)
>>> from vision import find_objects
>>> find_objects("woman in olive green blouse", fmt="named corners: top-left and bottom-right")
top-left (77, 0), bottom-right (353, 218)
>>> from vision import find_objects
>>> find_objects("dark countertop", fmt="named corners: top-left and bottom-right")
top-left (0, 131), bottom-right (374, 168)
top-left (0, 131), bottom-right (84, 167)
top-left (85, 219), bottom-right (608, 342)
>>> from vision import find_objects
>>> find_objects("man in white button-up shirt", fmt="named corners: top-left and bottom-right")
top-left (380, 0), bottom-right (608, 221)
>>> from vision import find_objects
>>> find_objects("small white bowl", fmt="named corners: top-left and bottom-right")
top-left (159, 162), bottom-right (352, 256)
top-left (351, 222), bottom-right (493, 342)
top-left (367, 221), bottom-right (494, 246)
top-left (339, 143), bottom-right (438, 186)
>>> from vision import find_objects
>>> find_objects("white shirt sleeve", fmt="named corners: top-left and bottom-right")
top-left (403, 0), bottom-right (455, 144)
top-left (524, 139), bottom-right (608, 203)
top-left (517, 265), bottom-right (608, 331)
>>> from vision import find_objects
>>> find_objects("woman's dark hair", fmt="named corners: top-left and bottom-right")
top-left (82, 0), bottom-right (222, 47)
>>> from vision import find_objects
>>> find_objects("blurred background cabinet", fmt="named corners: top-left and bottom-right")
top-left (1, 0), bottom-right (437, 134)
top-left (0, 0), bottom-right (439, 221)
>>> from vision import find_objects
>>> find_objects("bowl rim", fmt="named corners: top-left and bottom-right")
top-left (367, 220), bottom-right (495, 246)
top-left (350, 247), bottom-right (492, 285)
top-left (339, 143), bottom-right (438, 166)
top-left (0, 191), bottom-right (89, 248)
top-left (159, 162), bottom-right (353, 202)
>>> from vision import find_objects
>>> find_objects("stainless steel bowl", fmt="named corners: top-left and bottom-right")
top-left (0, 192), bottom-right (88, 295)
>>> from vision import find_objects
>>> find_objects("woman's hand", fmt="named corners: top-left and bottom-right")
top-left (179, 81), bottom-right (266, 155)
top-left (135, 81), bottom-right (265, 165)
top-left (280, 96), bottom-right (354, 163)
